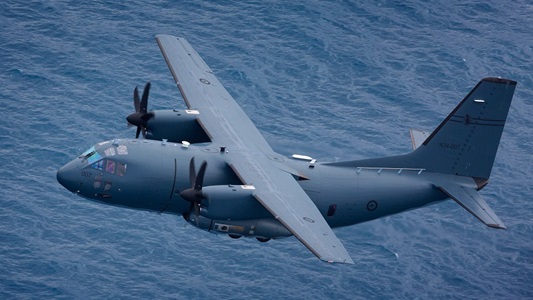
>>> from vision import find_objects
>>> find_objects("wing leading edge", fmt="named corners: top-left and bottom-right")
top-left (156, 34), bottom-right (353, 264)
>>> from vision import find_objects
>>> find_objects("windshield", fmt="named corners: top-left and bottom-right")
top-left (80, 146), bottom-right (103, 164)
top-left (80, 143), bottom-right (128, 176)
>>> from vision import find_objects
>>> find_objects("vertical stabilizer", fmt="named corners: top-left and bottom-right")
top-left (413, 78), bottom-right (516, 179)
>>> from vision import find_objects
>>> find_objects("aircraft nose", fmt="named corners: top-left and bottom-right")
top-left (57, 159), bottom-right (81, 193)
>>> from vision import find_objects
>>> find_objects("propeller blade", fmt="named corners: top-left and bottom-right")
top-left (194, 202), bottom-right (200, 227)
top-left (194, 161), bottom-right (207, 191)
top-left (188, 157), bottom-right (196, 188)
top-left (180, 157), bottom-right (208, 226)
top-left (181, 158), bottom-right (208, 196)
top-left (140, 82), bottom-right (150, 114)
top-left (127, 82), bottom-right (153, 139)
top-left (183, 202), bottom-right (193, 222)
top-left (133, 86), bottom-right (140, 113)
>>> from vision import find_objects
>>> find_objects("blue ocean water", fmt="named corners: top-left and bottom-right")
top-left (1, 0), bottom-right (532, 299)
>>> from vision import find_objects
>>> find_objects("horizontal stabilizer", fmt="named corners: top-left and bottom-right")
top-left (437, 184), bottom-right (506, 229)
top-left (409, 129), bottom-right (430, 150)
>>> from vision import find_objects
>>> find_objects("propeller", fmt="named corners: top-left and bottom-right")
top-left (126, 82), bottom-right (154, 138)
top-left (180, 157), bottom-right (208, 226)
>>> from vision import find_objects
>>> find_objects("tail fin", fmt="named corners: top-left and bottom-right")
top-left (326, 78), bottom-right (516, 229)
top-left (413, 77), bottom-right (516, 179)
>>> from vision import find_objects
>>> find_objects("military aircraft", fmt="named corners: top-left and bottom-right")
top-left (57, 35), bottom-right (517, 264)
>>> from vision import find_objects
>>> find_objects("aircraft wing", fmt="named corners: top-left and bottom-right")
top-left (155, 35), bottom-right (353, 264)
top-left (228, 153), bottom-right (354, 264)
top-left (155, 35), bottom-right (272, 152)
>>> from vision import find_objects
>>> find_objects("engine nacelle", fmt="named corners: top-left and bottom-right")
top-left (189, 215), bottom-right (292, 239)
top-left (200, 185), bottom-right (272, 220)
top-left (144, 109), bottom-right (210, 143)
top-left (185, 185), bottom-right (291, 239)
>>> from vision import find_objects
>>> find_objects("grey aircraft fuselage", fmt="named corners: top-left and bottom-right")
top-left (57, 75), bottom-right (516, 263)
top-left (58, 137), bottom-right (447, 237)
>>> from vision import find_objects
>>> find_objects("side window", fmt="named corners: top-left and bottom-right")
top-left (105, 160), bottom-right (116, 174)
top-left (116, 163), bottom-right (127, 176)
top-left (94, 159), bottom-right (126, 176)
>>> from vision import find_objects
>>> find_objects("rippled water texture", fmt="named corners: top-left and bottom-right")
top-left (1, 1), bottom-right (532, 299)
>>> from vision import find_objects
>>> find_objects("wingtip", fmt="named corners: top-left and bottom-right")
top-left (155, 34), bottom-right (185, 41)
top-left (487, 223), bottom-right (507, 229)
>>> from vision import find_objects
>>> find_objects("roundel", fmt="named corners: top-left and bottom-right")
top-left (366, 200), bottom-right (378, 211)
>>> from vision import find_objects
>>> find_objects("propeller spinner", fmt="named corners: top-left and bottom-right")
top-left (127, 82), bottom-right (154, 138)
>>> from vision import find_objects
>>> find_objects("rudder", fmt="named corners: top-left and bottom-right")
top-left (413, 77), bottom-right (517, 179)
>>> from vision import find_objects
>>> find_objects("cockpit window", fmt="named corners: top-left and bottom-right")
top-left (81, 146), bottom-right (95, 157)
top-left (84, 150), bottom-right (96, 159)
top-left (106, 160), bottom-right (116, 173)
top-left (92, 160), bottom-right (104, 170)
top-left (80, 146), bottom-right (96, 162)
top-left (80, 146), bottom-right (103, 164)
top-left (93, 159), bottom-right (126, 176)
top-left (104, 147), bottom-right (116, 157)
top-left (87, 152), bottom-right (103, 164)
top-left (81, 144), bottom-right (127, 176)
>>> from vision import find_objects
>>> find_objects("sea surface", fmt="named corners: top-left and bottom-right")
top-left (1, 1), bottom-right (532, 299)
